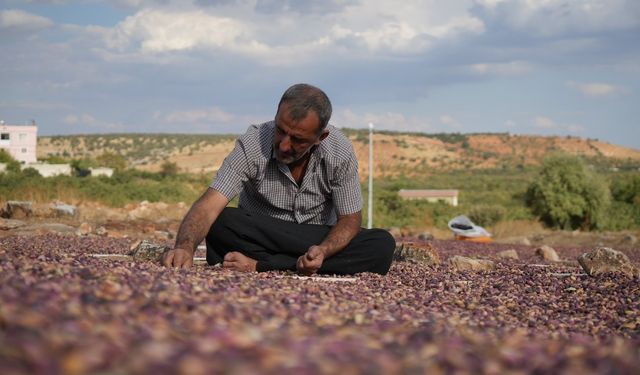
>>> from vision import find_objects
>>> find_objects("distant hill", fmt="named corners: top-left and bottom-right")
top-left (37, 131), bottom-right (640, 178)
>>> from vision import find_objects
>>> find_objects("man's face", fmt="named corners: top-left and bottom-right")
top-left (274, 103), bottom-right (328, 165)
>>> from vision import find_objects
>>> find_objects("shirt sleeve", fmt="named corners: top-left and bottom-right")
top-left (331, 152), bottom-right (363, 216)
top-left (210, 130), bottom-right (256, 200)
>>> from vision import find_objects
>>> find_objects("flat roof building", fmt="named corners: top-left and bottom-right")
top-left (0, 122), bottom-right (38, 164)
top-left (398, 189), bottom-right (459, 206)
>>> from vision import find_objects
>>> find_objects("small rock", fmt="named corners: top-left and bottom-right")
top-left (448, 256), bottom-right (495, 272)
top-left (19, 223), bottom-right (76, 235)
top-left (497, 249), bottom-right (519, 260)
top-left (154, 230), bottom-right (171, 240)
top-left (388, 227), bottom-right (402, 239)
top-left (577, 247), bottom-right (639, 278)
top-left (0, 218), bottom-right (26, 230)
top-left (535, 245), bottom-right (560, 262)
top-left (1, 201), bottom-right (33, 219)
top-left (76, 222), bottom-right (92, 236)
top-left (53, 203), bottom-right (78, 218)
top-left (95, 226), bottom-right (108, 236)
top-left (393, 242), bottom-right (440, 264)
top-left (623, 234), bottom-right (637, 245)
top-left (131, 240), bottom-right (171, 262)
top-left (520, 237), bottom-right (531, 246)
top-left (418, 232), bottom-right (434, 241)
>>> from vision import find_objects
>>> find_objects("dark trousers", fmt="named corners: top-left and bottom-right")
top-left (205, 207), bottom-right (395, 275)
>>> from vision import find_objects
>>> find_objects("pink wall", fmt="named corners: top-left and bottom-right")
top-left (0, 125), bottom-right (38, 163)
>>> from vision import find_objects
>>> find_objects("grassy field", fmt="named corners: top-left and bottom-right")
top-left (2, 163), bottom-right (638, 232)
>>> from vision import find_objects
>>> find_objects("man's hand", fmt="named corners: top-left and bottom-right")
top-left (297, 245), bottom-right (326, 275)
top-left (162, 248), bottom-right (194, 269)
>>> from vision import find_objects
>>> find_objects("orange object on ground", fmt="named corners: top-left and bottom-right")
top-left (455, 235), bottom-right (493, 243)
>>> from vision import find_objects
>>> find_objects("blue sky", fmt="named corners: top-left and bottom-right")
top-left (1, 0), bottom-right (639, 149)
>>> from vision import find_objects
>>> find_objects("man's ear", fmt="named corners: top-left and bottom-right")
top-left (317, 129), bottom-right (330, 143)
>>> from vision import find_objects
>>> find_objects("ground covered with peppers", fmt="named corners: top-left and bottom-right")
top-left (0, 234), bottom-right (638, 374)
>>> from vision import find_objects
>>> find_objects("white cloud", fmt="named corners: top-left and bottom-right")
top-left (160, 107), bottom-right (235, 124)
top-left (474, 0), bottom-right (640, 36)
top-left (533, 116), bottom-right (556, 129)
top-left (0, 9), bottom-right (53, 30)
top-left (106, 9), bottom-right (253, 53)
top-left (64, 113), bottom-right (98, 126)
top-left (439, 115), bottom-right (463, 129)
top-left (99, 1), bottom-right (486, 62)
top-left (566, 81), bottom-right (626, 97)
top-left (333, 109), bottom-right (433, 132)
top-left (532, 116), bottom-right (585, 134)
top-left (566, 124), bottom-right (585, 132)
top-left (63, 113), bottom-right (125, 131)
top-left (469, 61), bottom-right (532, 76)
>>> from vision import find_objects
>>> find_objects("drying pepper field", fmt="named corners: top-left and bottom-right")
top-left (0, 234), bottom-right (638, 374)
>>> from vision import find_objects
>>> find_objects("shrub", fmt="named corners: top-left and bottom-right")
top-left (0, 149), bottom-right (15, 163)
top-left (96, 152), bottom-right (127, 170)
top-left (468, 205), bottom-right (506, 227)
top-left (525, 153), bottom-right (610, 230)
top-left (611, 174), bottom-right (640, 207)
top-left (160, 161), bottom-right (179, 178)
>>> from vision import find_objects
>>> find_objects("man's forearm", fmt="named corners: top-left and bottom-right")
top-left (174, 206), bottom-right (210, 253)
top-left (175, 188), bottom-right (229, 253)
top-left (318, 211), bottom-right (362, 258)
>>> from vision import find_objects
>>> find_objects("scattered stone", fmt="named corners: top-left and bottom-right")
top-left (448, 256), bottom-right (495, 272)
top-left (418, 232), bottom-right (434, 241)
top-left (623, 234), bottom-right (637, 245)
top-left (388, 227), bottom-right (402, 239)
top-left (53, 203), bottom-right (78, 218)
top-left (535, 245), bottom-right (560, 262)
top-left (531, 234), bottom-right (544, 242)
top-left (130, 240), bottom-right (171, 262)
top-left (497, 249), bottom-right (519, 260)
top-left (18, 223), bottom-right (76, 235)
top-left (393, 242), bottom-right (440, 264)
top-left (129, 239), bottom-right (142, 252)
top-left (76, 222), bottom-right (92, 236)
top-left (1, 201), bottom-right (33, 219)
top-left (577, 247), bottom-right (639, 278)
top-left (520, 237), bottom-right (531, 246)
top-left (95, 226), bottom-right (108, 236)
top-left (0, 218), bottom-right (26, 230)
top-left (154, 230), bottom-right (171, 240)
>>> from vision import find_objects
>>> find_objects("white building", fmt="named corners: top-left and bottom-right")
top-left (0, 121), bottom-right (38, 164)
top-left (22, 163), bottom-right (72, 177)
top-left (398, 189), bottom-right (459, 206)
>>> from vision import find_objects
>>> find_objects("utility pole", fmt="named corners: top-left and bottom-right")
top-left (367, 122), bottom-right (373, 229)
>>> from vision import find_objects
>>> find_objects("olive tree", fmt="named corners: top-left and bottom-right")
top-left (525, 153), bottom-right (610, 230)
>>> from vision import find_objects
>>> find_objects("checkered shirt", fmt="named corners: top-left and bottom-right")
top-left (210, 121), bottom-right (362, 225)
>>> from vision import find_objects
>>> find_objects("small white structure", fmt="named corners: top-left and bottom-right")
top-left (0, 122), bottom-right (38, 164)
top-left (90, 167), bottom-right (114, 177)
top-left (22, 163), bottom-right (72, 177)
top-left (398, 189), bottom-right (459, 206)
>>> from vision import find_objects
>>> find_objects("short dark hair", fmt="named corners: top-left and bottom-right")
top-left (277, 83), bottom-right (332, 132)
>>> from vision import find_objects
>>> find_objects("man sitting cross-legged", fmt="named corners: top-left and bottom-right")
top-left (162, 83), bottom-right (395, 275)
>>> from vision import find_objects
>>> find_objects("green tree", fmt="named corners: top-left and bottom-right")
top-left (160, 161), bottom-right (179, 178)
top-left (525, 153), bottom-right (610, 230)
top-left (0, 149), bottom-right (14, 163)
top-left (611, 174), bottom-right (640, 207)
top-left (96, 152), bottom-right (127, 170)
top-left (0, 149), bottom-right (21, 172)
top-left (71, 157), bottom-right (96, 177)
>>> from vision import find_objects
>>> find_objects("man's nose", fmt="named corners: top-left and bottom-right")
top-left (279, 135), bottom-right (291, 151)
